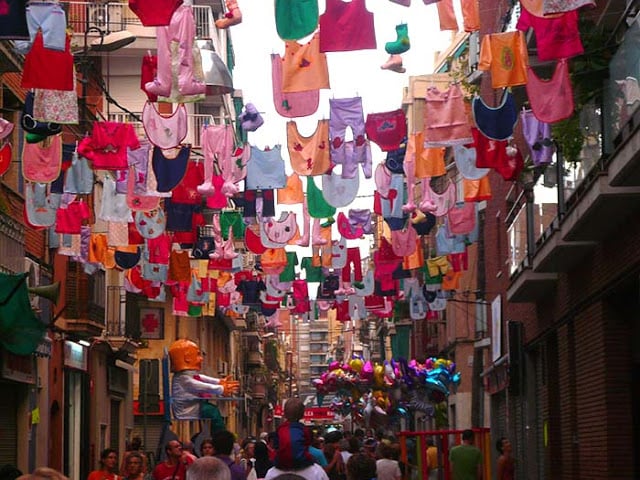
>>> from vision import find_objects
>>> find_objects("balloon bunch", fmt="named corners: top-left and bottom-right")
top-left (312, 356), bottom-right (461, 424)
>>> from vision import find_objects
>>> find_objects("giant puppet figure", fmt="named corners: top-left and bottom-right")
top-left (168, 339), bottom-right (240, 420)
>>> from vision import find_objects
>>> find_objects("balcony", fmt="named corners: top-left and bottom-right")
top-left (60, 1), bottom-right (222, 55)
top-left (60, 260), bottom-right (106, 337)
top-left (508, 10), bottom-right (640, 298)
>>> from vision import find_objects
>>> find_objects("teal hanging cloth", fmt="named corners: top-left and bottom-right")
top-left (307, 176), bottom-right (336, 219)
top-left (391, 325), bottom-right (411, 361)
top-left (275, 0), bottom-right (319, 40)
top-left (0, 272), bottom-right (47, 355)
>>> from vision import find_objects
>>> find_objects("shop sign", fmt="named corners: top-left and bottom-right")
top-left (303, 407), bottom-right (335, 421)
top-left (64, 340), bottom-right (88, 371)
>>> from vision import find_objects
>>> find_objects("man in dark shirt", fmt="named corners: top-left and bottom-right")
top-left (211, 430), bottom-right (247, 480)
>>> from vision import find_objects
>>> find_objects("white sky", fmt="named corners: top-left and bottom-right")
top-left (230, 1), bottom-right (455, 148)
top-left (227, 1), bottom-right (458, 263)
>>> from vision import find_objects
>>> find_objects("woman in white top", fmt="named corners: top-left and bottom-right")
top-left (375, 443), bottom-right (401, 480)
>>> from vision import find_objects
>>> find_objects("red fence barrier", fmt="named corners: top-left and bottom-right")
top-left (397, 428), bottom-right (491, 480)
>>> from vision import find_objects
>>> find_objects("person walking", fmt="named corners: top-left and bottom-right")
top-left (495, 437), bottom-right (514, 480)
top-left (448, 430), bottom-right (482, 480)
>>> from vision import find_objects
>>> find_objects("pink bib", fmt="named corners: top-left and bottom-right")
top-left (142, 101), bottom-right (188, 149)
top-left (526, 59), bottom-right (574, 123)
top-left (22, 134), bottom-right (62, 183)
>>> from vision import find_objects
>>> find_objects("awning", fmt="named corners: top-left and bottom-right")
top-left (0, 272), bottom-right (47, 356)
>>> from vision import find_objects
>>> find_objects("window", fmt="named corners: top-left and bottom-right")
top-left (309, 354), bottom-right (326, 365)
top-left (310, 332), bottom-right (328, 342)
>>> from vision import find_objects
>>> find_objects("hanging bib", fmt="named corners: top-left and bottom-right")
top-left (422, 180), bottom-right (457, 217)
top-left (264, 212), bottom-right (298, 244)
top-left (24, 182), bottom-right (60, 227)
top-left (287, 120), bottom-right (331, 176)
top-left (22, 134), bottom-right (62, 183)
top-left (142, 101), bottom-right (188, 149)
top-left (244, 225), bottom-right (268, 254)
top-left (281, 33), bottom-right (330, 93)
top-left (453, 144), bottom-right (490, 180)
top-left (391, 227), bottom-right (418, 257)
top-left (472, 91), bottom-right (518, 140)
top-left (275, 0), bottom-right (319, 40)
top-left (306, 176), bottom-right (336, 219)
top-left (271, 53), bottom-right (320, 118)
top-left (134, 209), bottom-right (167, 239)
top-left (526, 59), bottom-right (574, 124)
top-left (321, 169), bottom-right (359, 208)
top-left (151, 145), bottom-right (190, 192)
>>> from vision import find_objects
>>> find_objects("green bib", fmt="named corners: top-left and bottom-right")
top-left (307, 176), bottom-right (336, 219)
top-left (275, 0), bottom-right (319, 40)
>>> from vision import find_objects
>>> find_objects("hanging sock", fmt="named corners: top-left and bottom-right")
top-left (215, 0), bottom-right (242, 29)
top-left (381, 54), bottom-right (406, 73)
top-left (385, 24), bottom-right (410, 55)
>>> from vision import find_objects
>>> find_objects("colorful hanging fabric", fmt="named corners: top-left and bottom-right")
top-left (275, 0), bottom-right (319, 40)
top-left (281, 33), bottom-right (330, 93)
top-left (516, 6), bottom-right (583, 62)
top-left (319, 0), bottom-right (376, 52)
top-left (271, 53), bottom-right (320, 118)
top-left (478, 31), bottom-right (529, 89)
top-left (471, 91), bottom-right (518, 141)
top-left (306, 176), bottom-right (336, 219)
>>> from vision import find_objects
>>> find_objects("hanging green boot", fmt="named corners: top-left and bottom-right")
top-left (385, 23), bottom-right (410, 55)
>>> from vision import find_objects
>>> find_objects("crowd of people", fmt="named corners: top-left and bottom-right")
top-left (0, 401), bottom-right (505, 480)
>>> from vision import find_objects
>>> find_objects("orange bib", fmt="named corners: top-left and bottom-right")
top-left (287, 120), bottom-right (331, 176)
top-left (281, 32), bottom-right (330, 93)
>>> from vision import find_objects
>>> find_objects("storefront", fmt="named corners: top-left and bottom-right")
top-left (63, 340), bottom-right (90, 480)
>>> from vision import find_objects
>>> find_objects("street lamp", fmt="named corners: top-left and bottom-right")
top-left (75, 26), bottom-right (137, 130)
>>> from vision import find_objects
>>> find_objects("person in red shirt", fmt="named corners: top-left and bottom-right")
top-left (87, 448), bottom-right (119, 480)
top-left (152, 440), bottom-right (194, 480)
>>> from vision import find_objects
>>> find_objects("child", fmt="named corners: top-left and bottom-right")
top-left (274, 398), bottom-right (315, 470)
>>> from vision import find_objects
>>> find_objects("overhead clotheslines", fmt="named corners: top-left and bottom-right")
top-left (0, 0), bottom-right (595, 327)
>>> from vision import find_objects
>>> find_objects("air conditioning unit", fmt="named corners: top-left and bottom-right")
top-left (217, 359), bottom-right (229, 376)
top-left (87, 4), bottom-right (124, 33)
top-left (24, 258), bottom-right (40, 309)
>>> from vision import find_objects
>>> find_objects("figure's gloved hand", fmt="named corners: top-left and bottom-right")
top-left (220, 376), bottom-right (240, 396)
